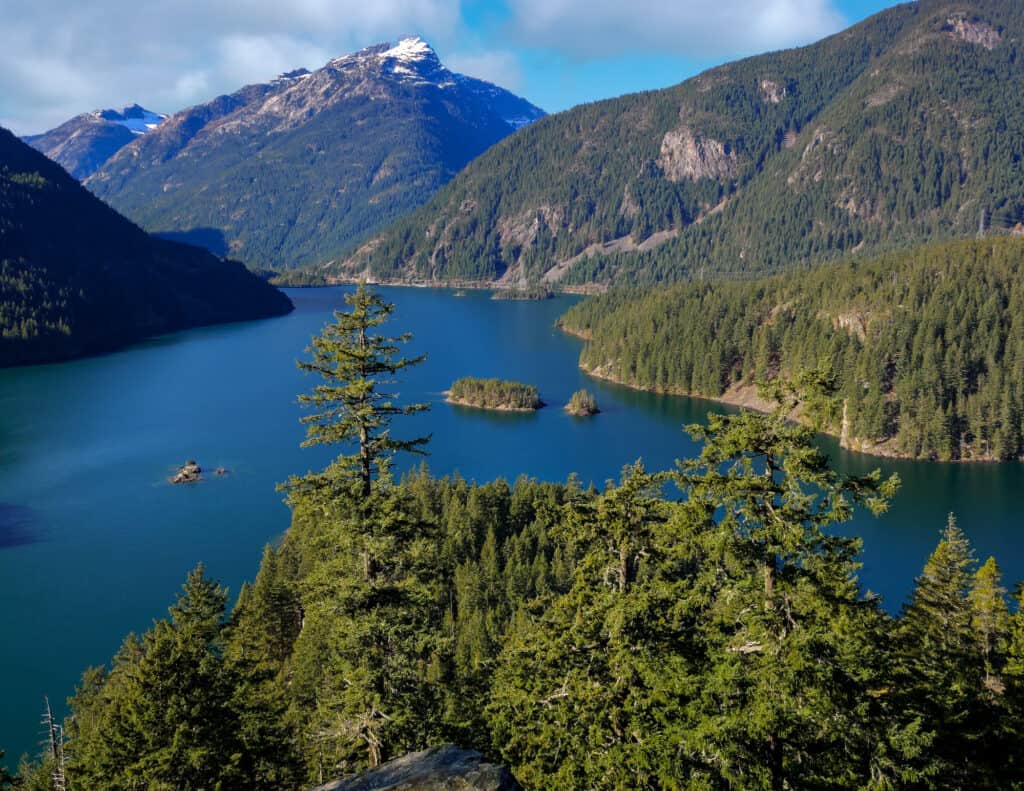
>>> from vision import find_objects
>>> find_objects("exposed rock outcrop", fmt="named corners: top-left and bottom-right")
top-left (760, 79), bottom-right (787, 104)
top-left (313, 745), bottom-right (521, 791)
top-left (945, 14), bottom-right (1002, 49)
top-left (657, 127), bottom-right (738, 182)
top-left (170, 460), bottom-right (201, 484)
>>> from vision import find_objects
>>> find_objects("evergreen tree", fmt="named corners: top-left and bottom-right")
top-left (290, 283), bottom-right (429, 499)
top-left (66, 566), bottom-right (243, 789)
top-left (488, 464), bottom-right (690, 789)
top-left (890, 518), bottom-right (1011, 788)
top-left (675, 407), bottom-right (899, 790)
top-left (970, 557), bottom-right (1010, 691)
top-left (225, 552), bottom-right (304, 789)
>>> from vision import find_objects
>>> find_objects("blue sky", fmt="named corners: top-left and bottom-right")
top-left (458, 0), bottom-right (901, 113)
top-left (1, 0), bottom-right (906, 135)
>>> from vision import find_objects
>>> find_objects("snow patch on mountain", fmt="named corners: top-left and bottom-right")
top-left (382, 36), bottom-right (434, 63)
top-left (96, 105), bottom-right (167, 135)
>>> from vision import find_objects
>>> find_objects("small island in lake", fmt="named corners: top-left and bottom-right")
top-left (447, 377), bottom-right (544, 411)
top-left (170, 460), bottom-right (202, 484)
top-left (566, 388), bottom-right (600, 416)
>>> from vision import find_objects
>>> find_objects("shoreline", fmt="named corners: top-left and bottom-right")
top-left (279, 273), bottom-right (607, 296)
top-left (443, 392), bottom-right (544, 413)
top-left (560, 324), bottom-right (1004, 464)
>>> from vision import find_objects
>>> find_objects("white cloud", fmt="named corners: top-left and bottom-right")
top-left (0, 0), bottom-right (463, 134)
top-left (215, 35), bottom-right (332, 87)
top-left (0, 0), bottom-right (853, 135)
top-left (445, 49), bottom-right (524, 91)
top-left (506, 0), bottom-right (847, 59)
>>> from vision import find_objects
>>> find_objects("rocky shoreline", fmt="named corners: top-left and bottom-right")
top-left (444, 394), bottom-right (544, 412)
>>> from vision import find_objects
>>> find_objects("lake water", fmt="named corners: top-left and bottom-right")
top-left (2, 286), bottom-right (1023, 761)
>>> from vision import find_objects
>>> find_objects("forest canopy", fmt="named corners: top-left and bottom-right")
top-left (560, 236), bottom-right (1024, 461)
top-left (448, 377), bottom-right (543, 411)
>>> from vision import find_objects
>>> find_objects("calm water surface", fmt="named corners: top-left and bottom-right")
top-left (1, 286), bottom-right (1022, 759)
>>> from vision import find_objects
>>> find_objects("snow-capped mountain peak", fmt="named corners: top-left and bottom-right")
top-left (382, 36), bottom-right (436, 63)
top-left (327, 36), bottom-right (445, 84)
top-left (320, 37), bottom-right (543, 130)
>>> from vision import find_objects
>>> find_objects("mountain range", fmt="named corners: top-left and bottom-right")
top-left (84, 37), bottom-right (544, 270)
top-left (23, 104), bottom-right (167, 180)
top-left (0, 128), bottom-right (292, 367)
top-left (330, 0), bottom-right (1024, 288)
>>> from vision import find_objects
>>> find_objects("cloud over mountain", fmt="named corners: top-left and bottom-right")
top-left (505, 0), bottom-right (848, 58)
top-left (0, 0), bottom-right (850, 134)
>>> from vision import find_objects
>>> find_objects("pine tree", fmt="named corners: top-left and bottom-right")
top-left (675, 407), bottom-right (899, 790)
top-left (291, 283), bottom-right (429, 499)
top-left (970, 557), bottom-right (1010, 691)
top-left (890, 517), bottom-right (1008, 788)
top-left (65, 566), bottom-right (243, 790)
top-left (488, 464), bottom-right (688, 790)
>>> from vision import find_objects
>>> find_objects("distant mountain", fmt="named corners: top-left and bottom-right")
top-left (0, 127), bottom-right (292, 367)
top-left (332, 0), bottom-right (1024, 288)
top-left (23, 104), bottom-right (167, 180)
top-left (86, 37), bottom-right (545, 270)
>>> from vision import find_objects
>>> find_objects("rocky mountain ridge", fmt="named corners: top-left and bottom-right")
top-left (22, 104), bottom-right (167, 179)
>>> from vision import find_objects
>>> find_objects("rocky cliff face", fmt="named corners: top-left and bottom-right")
top-left (313, 745), bottom-right (521, 791)
top-left (657, 127), bottom-right (738, 182)
top-left (23, 105), bottom-right (166, 180)
top-left (85, 38), bottom-right (544, 271)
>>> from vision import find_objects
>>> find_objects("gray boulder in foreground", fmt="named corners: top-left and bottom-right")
top-left (313, 745), bottom-right (522, 791)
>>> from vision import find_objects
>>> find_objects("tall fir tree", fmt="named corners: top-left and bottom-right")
top-left (290, 283), bottom-right (429, 500)
top-left (890, 518), bottom-right (1015, 788)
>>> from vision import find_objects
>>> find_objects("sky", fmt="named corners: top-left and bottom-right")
top-left (2, 0), bottom-right (905, 136)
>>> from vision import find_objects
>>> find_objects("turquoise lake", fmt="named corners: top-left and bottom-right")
top-left (2, 286), bottom-right (1023, 760)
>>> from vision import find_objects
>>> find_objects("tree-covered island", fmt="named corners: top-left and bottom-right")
top-left (565, 388), bottom-right (600, 416)
top-left (446, 377), bottom-right (543, 411)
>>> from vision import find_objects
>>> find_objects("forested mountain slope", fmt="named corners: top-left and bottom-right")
top-left (0, 128), bottom-right (292, 367)
top-left (86, 38), bottom-right (544, 270)
top-left (560, 236), bottom-right (1024, 461)
top-left (335, 0), bottom-right (1024, 287)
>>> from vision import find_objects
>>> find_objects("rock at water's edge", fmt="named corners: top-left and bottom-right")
top-left (170, 460), bottom-right (201, 484)
top-left (313, 744), bottom-right (522, 791)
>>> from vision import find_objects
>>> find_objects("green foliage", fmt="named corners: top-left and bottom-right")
top-left (34, 403), bottom-right (1024, 789)
top-left (336, 0), bottom-right (1024, 288)
top-left (448, 377), bottom-right (542, 410)
top-left (61, 564), bottom-right (301, 790)
top-left (884, 518), bottom-right (1016, 787)
top-left (0, 752), bottom-right (14, 790)
top-left (287, 283), bottom-right (429, 497)
top-left (561, 236), bottom-right (1024, 460)
top-left (270, 268), bottom-right (329, 287)
top-left (565, 388), bottom-right (599, 416)
top-left (0, 128), bottom-right (292, 367)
